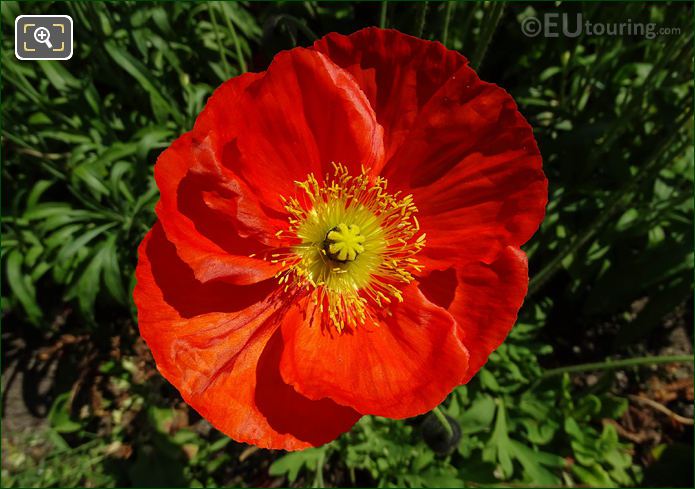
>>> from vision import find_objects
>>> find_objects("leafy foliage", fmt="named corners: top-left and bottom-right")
top-left (2, 1), bottom-right (693, 488)
top-left (270, 312), bottom-right (643, 487)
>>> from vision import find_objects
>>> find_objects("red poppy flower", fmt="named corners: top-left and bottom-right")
top-left (134, 27), bottom-right (547, 450)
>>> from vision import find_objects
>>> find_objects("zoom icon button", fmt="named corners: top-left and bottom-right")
top-left (15, 15), bottom-right (73, 60)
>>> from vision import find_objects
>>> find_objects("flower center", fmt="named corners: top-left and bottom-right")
top-left (271, 163), bottom-right (425, 332)
top-left (324, 223), bottom-right (365, 262)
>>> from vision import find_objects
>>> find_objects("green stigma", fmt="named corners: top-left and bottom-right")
top-left (324, 223), bottom-right (366, 262)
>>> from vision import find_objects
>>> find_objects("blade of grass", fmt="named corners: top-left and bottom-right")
top-left (542, 354), bottom-right (694, 378)
top-left (471, 2), bottom-right (505, 70)
top-left (528, 118), bottom-right (691, 297)
top-left (460, 2), bottom-right (477, 48)
top-left (442, 1), bottom-right (455, 47)
top-left (380, 1), bottom-right (388, 28)
top-left (208, 2), bottom-right (231, 78)
top-left (103, 40), bottom-right (183, 126)
top-left (219, 2), bottom-right (247, 73)
top-left (415, 1), bottom-right (429, 38)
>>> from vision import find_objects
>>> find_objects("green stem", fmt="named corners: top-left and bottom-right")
top-left (431, 406), bottom-right (454, 439)
top-left (313, 451), bottom-right (325, 488)
top-left (542, 354), bottom-right (694, 378)
top-left (207, 3), bottom-right (230, 78)
top-left (415, 1), bottom-right (429, 38)
top-left (471, 2), bottom-right (505, 70)
top-left (460, 2), bottom-right (476, 47)
top-left (274, 14), bottom-right (317, 42)
top-left (528, 121), bottom-right (689, 297)
top-left (442, 1), bottom-right (455, 47)
top-left (601, 30), bottom-right (688, 150)
top-left (379, 1), bottom-right (388, 29)
top-left (219, 2), bottom-right (247, 73)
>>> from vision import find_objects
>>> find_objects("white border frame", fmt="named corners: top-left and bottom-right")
top-left (15, 14), bottom-right (74, 61)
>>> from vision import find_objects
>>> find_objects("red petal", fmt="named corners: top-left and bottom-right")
top-left (315, 28), bottom-right (466, 164)
top-left (193, 71), bottom-right (264, 137)
top-left (316, 29), bottom-right (545, 267)
top-left (134, 223), bottom-right (360, 450)
top-left (278, 285), bottom-right (469, 418)
top-left (228, 48), bottom-right (384, 212)
top-left (155, 131), bottom-right (284, 284)
top-left (155, 71), bottom-right (285, 284)
top-left (419, 246), bottom-right (529, 383)
top-left (382, 64), bottom-right (547, 267)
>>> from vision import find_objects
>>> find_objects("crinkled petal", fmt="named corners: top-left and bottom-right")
top-left (227, 48), bottom-right (385, 212)
top-left (314, 27), bottom-right (466, 164)
top-left (316, 28), bottom-right (545, 267)
top-left (155, 70), bottom-right (286, 285)
top-left (155, 131), bottom-right (284, 284)
top-left (382, 64), bottom-right (547, 267)
top-left (418, 246), bottom-right (529, 382)
top-left (278, 285), bottom-right (469, 418)
top-left (134, 223), bottom-right (360, 450)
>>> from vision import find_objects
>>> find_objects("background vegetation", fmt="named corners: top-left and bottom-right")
top-left (2, 1), bottom-right (693, 487)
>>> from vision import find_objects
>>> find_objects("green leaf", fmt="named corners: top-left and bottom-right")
top-left (23, 202), bottom-right (73, 221)
top-left (72, 242), bottom-right (111, 318)
top-left (575, 394), bottom-right (602, 421)
top-left (38, 61), bottom-right (81, 91)
top-left (148, 405), bottom-right (175, 434)
top-left (25, 180), bottom-right (54, 209)
top-left (55, 222), bottom-right (118, 265)
top-left (72, 163), bottom-right (110, 197)
top-left (109, 161), bottom-right (135, 203)
top-left (572, 463), bottom-right (616, 487)
top-left (509, 440), bottom-right (563, 485)
top-left (478, 369), bottom-right (501, 392)
top-left (269, 447), bottom-right (327, 483)
top-left (102, 235), bottom-right (128, 304)
top-left (419, 466), bottom-right (464, 488)
top-left (103, 40), bottom-right (182, 125)
top-left (457, 394), bottom-right (496, 435)
top-left (6, 249), bottom-right (43, 324)
top-left (48, 392), bottom-right (82, 433)
top-left (412, 450), bottom-right (434, 472)
top-left (482, 399), bottom-right (513, 478)
top-left (208, 437), bottom-right (231, 452)
top-left (519, 418), bottom-right (558, 445)
top-left (599, 395), bottom-right (629, 419)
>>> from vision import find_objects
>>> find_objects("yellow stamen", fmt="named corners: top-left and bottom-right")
top-left (270, 163), bottom-right (425, 332)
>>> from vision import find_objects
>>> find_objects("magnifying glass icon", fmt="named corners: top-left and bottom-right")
top-left (33, 27), bottom-right (53, 49)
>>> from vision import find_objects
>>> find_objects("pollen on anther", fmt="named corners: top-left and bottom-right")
top-left (266, 163), bottom-right (425, 333)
